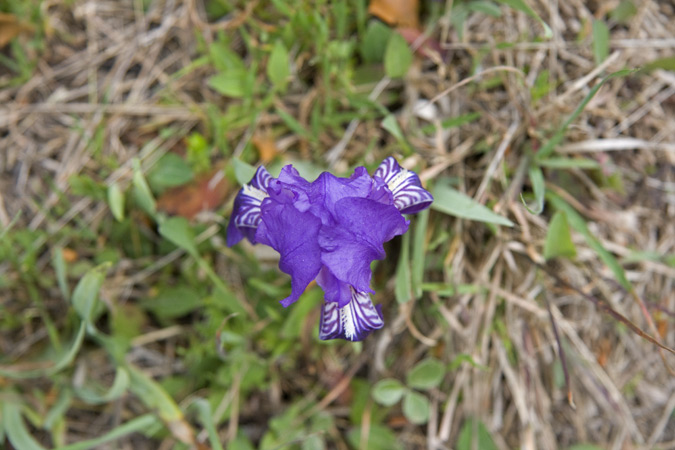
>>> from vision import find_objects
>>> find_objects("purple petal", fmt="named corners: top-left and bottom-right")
top-left (319, 288), bottom-right (384, 341)
top-left (255, 199), bottom-right (322, 307)
top-left (316, 266), bottom-right (352, 308)
top-left (319, 197), bottom-right (408, 292)
top-left (226, 166), bottom-right (273, 246)
top-left (309, 167), bottom-right (375, 223)
top-left (373, 157), bottom-right (433, 214)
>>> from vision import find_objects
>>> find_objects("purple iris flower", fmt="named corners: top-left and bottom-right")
top-left (227, 157), bottom-right (433, 341)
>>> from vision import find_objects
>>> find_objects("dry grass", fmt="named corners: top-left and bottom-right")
top-left (1, 0), bottom-right (674, 449)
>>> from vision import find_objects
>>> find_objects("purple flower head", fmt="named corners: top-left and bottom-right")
top-left (227, 157), bottom-right (433, 341)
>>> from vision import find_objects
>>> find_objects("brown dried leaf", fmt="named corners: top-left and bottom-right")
top-left (157, 165), bottom-right (229, 219)
top-left (0, 13), bottom-right (32, 48)
top-left (368, 0), bottom-right (419, 29)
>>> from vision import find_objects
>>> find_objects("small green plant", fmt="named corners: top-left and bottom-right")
top-left (371, 357), bottom-right (445, 424)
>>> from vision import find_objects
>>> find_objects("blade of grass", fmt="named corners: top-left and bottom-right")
top-left (411, 209), bottom-right (429, 299)
top-left (536, 69), bottom-right (636, 160)
top-left (55, 414), bottom-right (159, 450)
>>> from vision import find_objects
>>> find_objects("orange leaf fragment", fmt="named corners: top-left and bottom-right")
top-left (157, 166), bottom-right (229, 219)
top-left (252, 133), bottom-right (279, 163)
top-left (368, 0), bottom-right (419, 29)
top-left (0, 13), bottom-right (33, 48)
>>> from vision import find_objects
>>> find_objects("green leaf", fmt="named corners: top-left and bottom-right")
top-left (431, 181), bottom-right (514, 227)
top-left (3, 401), bottom-right (47, 450)
top-left (456, 418), bottom-right (499, 450)
top-left (468, 1), bottom-right (502, 17)
top-left (547, 192), bottom-right (631, 291)
top-left (411, 208), bottom-right (429, 299)
top-left (141, 285), bottom-right (202, 321)
top-left (126, 365), bottom-right (192, 442)
top-left (382, 114), bottom-right (412, 154)
top-left (147, 153), bottom-right (194, 192)
top-left (107, 183), bottom-right (125, 222)
top-left (267, 40), bottom-right (290, 92)
top-left (421, 112), bottom-right (481, 134)
top-left (209, 41), bottom-right (245, 73)
top-left (521, 165), bottom-right (545, 215)
top-left (72, 263), bottom-right (108, 324)
top-left (610, 0), bottom-right (637, 23)
top-left (190, 399), bottom-right (225, 450)
top-left (536, 69), bottom-right (635, 160)
top-left (52, 246), bottom-right (70, 300)
top-left (402, 391), bottom-right (430, 424)
top-left (347, 424), bottom-right (404, 450)
top-left (158, 216), bottom-right (198, 257)
top-left (372, 379), bottom-right (406, 406)
top-left (55, 414), bottom-right (159, 450)
top-left (395, 231), bottom-right (412, 303)
top-left (406, 358), bottom-right (446, 390)
top-left (537, 157), bottom-right (600, 169)
top-left (232, 158), bottom-right (257, 185)
top-left (132, 159), bottom-right (156, 216)
top-left (384, 32), bottom-right (413, 79)
top-left (592, 20), bottom-right (610, 65)
top-left (360, 20), bottom-right (392, 64)
top-left (494, 0), bottom-right (552, 38)
top-left (544, 211), bottom-right (577, 260)
top-left (75, 366), bottom-right (130, 405)
top-left (208, 71), bottom-right (248, 98)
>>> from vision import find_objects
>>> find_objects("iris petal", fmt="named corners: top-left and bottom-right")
top-left (319, 288), bottom-right (384, 341)
top-left (319, 197), bottom-right (408, 292)
top-left (255, 199), bottom-right (322, 307)
top-left (226, 166), bottom-right (273, 246)
top-left (374, 157), bottom-right (433, 214)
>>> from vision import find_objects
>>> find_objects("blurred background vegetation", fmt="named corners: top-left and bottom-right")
top-left (1, 0), bottom-right (674, 448)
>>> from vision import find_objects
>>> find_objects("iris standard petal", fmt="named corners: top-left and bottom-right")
top-left (373, 157), bottom-right (434, 214)
top-left (318, 288), bottom-right (384, 341)
top-left (319, 197), bottom-right (408, 292)
top-left (255, 199), bottom-right (323, 307)
top-left (226, 166), bottom-right (273, 246)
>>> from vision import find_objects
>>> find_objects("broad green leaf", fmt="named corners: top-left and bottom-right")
top-left (395, 231), bottom-right (412, 303)
top-left (411, 208), bottom-right (429, 299)
top-left (147, 153), bottom-right (194, 192)
top-left (208, 71), bottom-right (248, 98)
top-left (3, 401), bottom-right (47, 450)
top-left (468, 1), bottom-right (502, 17)
top-left (267, 40), bottom-right (290, 92)
top-left (347, 424), bottom-right (404, 450)
top-left (406, 358), bottom-right (446, 390)
top-left (360, 20), bottom-right (392, 63)
top-left (610, 0), bottom-right (637, 23)
top-left (384, 32), bottom-right (413, 79)
top-left (141, 285), bottom-right (202, 321)
top-left (158, 216), bottom-right (198, 257)
top-left (536, 69), bottom-right (635, 160)
top-left (72, 263), bottom-right (108, 324)
top-left (232, 158), bottom-right (256, 185)
top-left (431, 181), bottom-right (514, 227)
top-left (592, 20), bottom-right (610, 65)
top-left (402, 391), bottom-right (430, 424)
top-left (372, 379), bottom-right (406, 406)
top-left (494, 0), bottom-right (552, 38)
top-left (107, 183), bottom-right (125, 222)
top-left (544, 211), bottom-right (577, 260)
top-left (132, 159), bottom-right (156, 216)
top-left (456, 418), bottom-right (499, 450)
top-left (382, 114), bottom-right (412, 154)
top-left (209, 41), bottom-right (245, 73)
